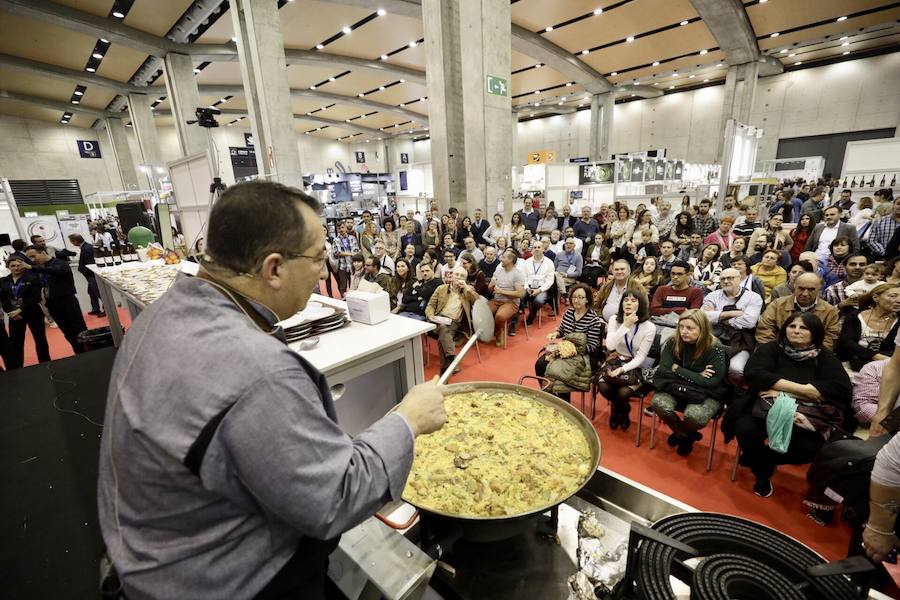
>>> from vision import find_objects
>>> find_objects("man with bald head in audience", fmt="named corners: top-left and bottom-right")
top-left (755, 272), bottom-right (840, 349)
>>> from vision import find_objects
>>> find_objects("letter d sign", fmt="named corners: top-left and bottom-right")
top-left (77, 140), bottom-right (102, 158)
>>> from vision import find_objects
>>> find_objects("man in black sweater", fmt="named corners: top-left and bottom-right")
top-left (24, 245), bottom-right (87, 353)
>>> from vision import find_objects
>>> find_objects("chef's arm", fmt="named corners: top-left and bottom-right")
top-left (219, 370), bottom-right (415, 541)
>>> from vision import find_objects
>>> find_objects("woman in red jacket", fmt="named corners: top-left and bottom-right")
top-left (788, 214), bottom-right (816, 263)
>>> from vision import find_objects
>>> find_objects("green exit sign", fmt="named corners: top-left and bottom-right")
top-left (486, 75), bottom-right (508, 97)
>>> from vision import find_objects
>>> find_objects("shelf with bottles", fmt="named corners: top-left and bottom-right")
top-left (839, 173), bottom-right (898, 190)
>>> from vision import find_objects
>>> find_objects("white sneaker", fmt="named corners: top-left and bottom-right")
top-left (48, 321), bottom-right (58, 328)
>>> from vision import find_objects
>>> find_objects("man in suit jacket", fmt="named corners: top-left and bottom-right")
top-left (68, 234), bottom-right (104, 315)
top-left (557, 204), bottom-right (578, 232)
top-left (470, 208), bottom-right (490, 248)
top-left (804, 205), bottom-right (860, 261)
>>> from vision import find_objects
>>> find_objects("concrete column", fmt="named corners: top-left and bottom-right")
top-left (589, 92), bottom-right (614, 161)
top-left (230, 0), bottom-right (302, 188)
top-left (105, 118), bottom-right (140, 191)
top-left (589, 94), bottom-right (600, 161)
top-left (127, 92), bottom-right (163, 168)
top-left (717, 65), bottom-right (740, 161)
top-left (423, 0), bottom-right (512, 217)
top-left (162, 53), bottom-right (207, 157)
top-left (600, 92), bottom-right (614, 160)
top-left (737, 61), bottom-right (759, 125)
top-left (383, 139), bottom-right (393, 176)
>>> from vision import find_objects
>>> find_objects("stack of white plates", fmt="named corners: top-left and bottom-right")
top-left (280, 301), bottom-right (350, 342)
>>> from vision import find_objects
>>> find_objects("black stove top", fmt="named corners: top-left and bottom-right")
top-left (411, 508), bottom-right (578, 600)
top-left (615, 513), bottom-right (874, 600)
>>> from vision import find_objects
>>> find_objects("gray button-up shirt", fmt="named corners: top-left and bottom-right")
top-left (97, 276), bottom-right (414, 599)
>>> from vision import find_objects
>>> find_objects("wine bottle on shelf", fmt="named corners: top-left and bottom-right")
top-left (850, 176), bottom-right (857, 188)
top-left (841, 177), bottom-right (847, 188)
top-left (127, 244), bottom-right (138, 262)
top-left (867, 174), bottom-right (876, 187)
top-left (891, 173), bottom-right (897, 187)
top-left (95, 247), bottom-right (106, 268)
top-left (879, 174), bottom-right (886, 187)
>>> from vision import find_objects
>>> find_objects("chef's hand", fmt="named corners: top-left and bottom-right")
top-left (395, 376), bottom-right (446, 436)
top-left (863, 526), bottom-right (898, 563)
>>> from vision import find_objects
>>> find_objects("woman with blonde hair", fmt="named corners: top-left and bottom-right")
top-left (651, 309), bottom-right (729, 456)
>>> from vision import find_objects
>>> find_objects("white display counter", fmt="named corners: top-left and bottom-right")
top-left (290, 294), bottom-right (434, 435)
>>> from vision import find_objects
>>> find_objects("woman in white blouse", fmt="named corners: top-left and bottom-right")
top-left (609, 205), bottom-right (636, 251)
top-left (596, 290), bottom-right (656, 431)
top-left (484, 212), bottom-right (510, 245)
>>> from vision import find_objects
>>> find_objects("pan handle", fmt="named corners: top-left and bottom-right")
top-left (374, 509), bottom-right (419, 530)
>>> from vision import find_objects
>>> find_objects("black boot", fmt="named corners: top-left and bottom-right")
top-left (619, 406), bottom-right (631, 431)
top-left (609, 406), bottom-right (620, 430)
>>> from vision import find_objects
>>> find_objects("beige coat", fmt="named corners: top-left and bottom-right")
top-left (755, 295), bottom-right (840, 350)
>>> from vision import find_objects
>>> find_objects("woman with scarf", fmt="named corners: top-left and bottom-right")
top-left (729, 312), bottom-right (851, 498)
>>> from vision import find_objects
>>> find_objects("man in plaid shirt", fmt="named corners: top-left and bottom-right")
top-left (823, 254), bottom-right (867, 307)
top-left (332, 221), bottom-right (359, 296)
top-left (693, 198), bottom-right (719, 238)
top-left (867, 197), bottom-right (899, 260)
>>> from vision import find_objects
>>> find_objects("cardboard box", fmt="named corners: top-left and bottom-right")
top-left (345, 290), bottom-right (390, 325)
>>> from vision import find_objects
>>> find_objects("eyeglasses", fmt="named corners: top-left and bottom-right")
top-left (282, 251), bottom-right (327, 267)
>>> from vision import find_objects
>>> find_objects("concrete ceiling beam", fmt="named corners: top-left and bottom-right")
top-left (0, 53), bottom-right (142, 96)
top-left (323, 0), bottom-right (613, 94)
top-left (0, 0), bottom-right (180, 58)
top-left (0, 90), bottom-right (117, 118)
top-left (690, 0), bottom-right (783, 75)
top-left (613, 84), bottom-right (664, 99)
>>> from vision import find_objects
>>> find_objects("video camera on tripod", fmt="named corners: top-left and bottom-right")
top-left (187, 106), bottom-right (221, 129)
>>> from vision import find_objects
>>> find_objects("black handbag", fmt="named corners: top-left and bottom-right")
top-left (601, 353), bottom-right (641, 387)
top-left (652, 369), bottom-right (709, 404)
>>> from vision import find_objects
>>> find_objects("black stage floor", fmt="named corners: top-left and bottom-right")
top-left (0, 348), bottom-right (116, 599)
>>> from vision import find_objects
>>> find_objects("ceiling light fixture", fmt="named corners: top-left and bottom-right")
top-left (699, 49), bottom-right (708, 55)
top-left (611, 71), bottom-right (618, 76)
top-left (679, 20), bottom-right (688, 26)
top-left (841, 41), bottom-right (849, 46)
top-left (219, 98), bottom-right (227, 103)
top-left (400, 103), bottom-right (405, 107)
top-left (566, 82), bottom-right (572, 87)
top-left (669, 85), bottom-right (675, 89)
top-left (840, 36), bottom-right (849, 40)
top-left (843, 51), bottom-right (850, 55)
top-left (703, 78), bottom-right (709, 82)
top-left (316, 44), bottom-right (325, 49)
top-left (581, 49), bottom-right (589, 55)
top-left (535, 63), bottom-right (543, 68)
top-left (74, 90), bottom-right (84, 96)
top-left (419, 97), bottom-right (425, 101)
top-left (231, 36), bottom-right (237, 42)
top-left (545, 26), bottom-right (553, 32)
top-left (92, 52), bottom-right (103, 59)
top-left (86, 67), bottom-right (96, 72)
top-left (379, 86), bottom-right (385, 90)
top-left (837, 16), bottom-right (847, 22)
top-left (653, 82), bottom-right (658, 85)
top-left (788, 53), bottom-right (796, 57)
top-left (652, 61), bottom-right (660, 66)
top-left (689, 74), bottom-right (695, 78)
top-left (342, 26), bottom-right (352, 34)
top-left (306, 112), bottom-right (311, 115)
top-left (780, 48), bottom-right (788, 53)
top-left (534, 90), bottom-right (540, 94)
top-left (193, 68), bottom-right (201, 73)
top-left (377, 8), bottom-right (386, 16)
top-left (594, 8), bottom-right (603, 15)
top-left (794, 61), bottom-right (802, 65)
top-left (100, 38), bottom-right (109, 43)
top-left (408, 40), bottom-right (417, 48)
top-left (358, 93), bottom-right (364, 97)
top-left (400, 79), bottom-right (405, 83)
top-left (71, 100), bottom-right (79, 104)
top-left (310, 85), bottom-right (317, 89)
top-left (112, 11), bottom-right (124, 18)
top-left (380, 54), bottom-right (388, 60)
top-left (770, 32), bottom-right (779, 38)
top-left (626, 36), bottom-right (635, 42)
top-left (759, 0), bottom-right (768, 3)
top-left (329, 76), bottom-right (336, 81)
top-left (716, 63), bottom-right (723, 67)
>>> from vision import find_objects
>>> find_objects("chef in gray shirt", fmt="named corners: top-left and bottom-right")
top-left (97, 181), bottom-right (446, 600)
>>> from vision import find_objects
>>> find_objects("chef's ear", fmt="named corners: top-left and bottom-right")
top-left (258, 253), bottom-right (286, 289)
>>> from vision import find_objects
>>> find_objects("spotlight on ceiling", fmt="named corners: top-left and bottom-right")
top-left (626, 36), bottom-right (634, 42)
top-left (679, 20), bottom-right (688, 26)
top-left (342, 26), bottom-right (352, 35)
top-left (112, 11), bottom-right (125, 18)
top-left (377, 8), bottom-right (386, 16)
top-left (316, 44), bottom-right (325, 50)
top-left (593, 8), bottom-right (603, 15)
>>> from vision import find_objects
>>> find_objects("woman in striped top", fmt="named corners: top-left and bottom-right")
top-left (535, 283), bottom-right (603, 380)
top-left (596, 289), bottom-right (656, 431)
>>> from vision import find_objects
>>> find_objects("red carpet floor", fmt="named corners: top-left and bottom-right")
top-left (19, 296), bottom-right (850, 561)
